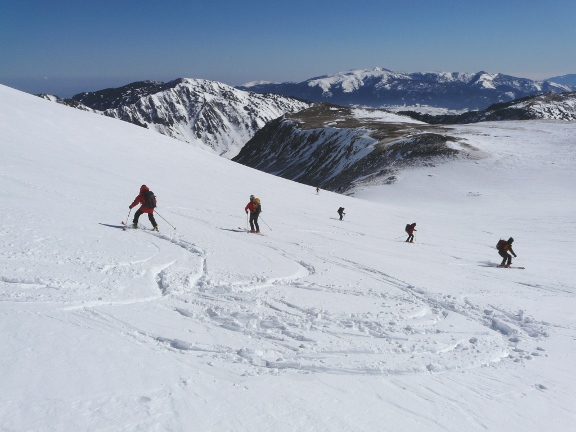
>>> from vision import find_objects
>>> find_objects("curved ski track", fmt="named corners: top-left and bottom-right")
top-left (46, 227), bottom-right (550, 377)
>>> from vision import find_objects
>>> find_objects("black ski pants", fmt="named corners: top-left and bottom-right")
top-left (249, 213), bottom-right (260, 231)
top-left (498, 250), bottom-right (512, 266)
top-left (134, 209), bottom-right (157, 227)
top-left (406, 234), bottom-right (414, 242)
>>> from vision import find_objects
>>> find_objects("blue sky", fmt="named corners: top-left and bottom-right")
top-left (1, 0), bottom-right (575, 97)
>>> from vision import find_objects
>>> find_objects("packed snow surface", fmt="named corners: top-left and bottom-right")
top-left (351, 107), bottom-right (425, 124)
top-left (1, 85), bottom-right (576, 431)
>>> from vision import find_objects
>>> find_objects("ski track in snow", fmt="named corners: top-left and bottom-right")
top-left (59, 224), bottom-right (548, 377)
top-left (20, 216), bottom-right (548, 378)
top-left (0, 213), bottom-right (548, 375)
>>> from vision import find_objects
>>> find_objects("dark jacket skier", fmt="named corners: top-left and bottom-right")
top-left (130, 185), bottom-right (158, 231)
top-left (245, 195), bottom-right (261, 233)
top-left (497, 237), bottom-right (517, 267)
top-left (337, 207), bottom-right (345, 221)
top-left (405, 223), bottom-right (417, 242)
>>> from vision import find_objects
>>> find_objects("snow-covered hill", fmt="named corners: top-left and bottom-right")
top-left (43, 78), bottom-right (310, 158)
top-left (238, 67), bottom-right (573, 111)
top-left (233, 104), bottom-right (483, 192)
top-left (400, 91), bottom-right (576, 124)
top-left (547, 73), bottom-right (576, 87)
top-left (2, 84), bottom-right (576, 431)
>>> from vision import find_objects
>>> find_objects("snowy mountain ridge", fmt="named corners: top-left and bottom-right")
top-left (233, 104), bottom-right (480, 192)
top-left (238, 67), bottom-right (573, 111)
top-left (41, 78), bottom-right (310, 158)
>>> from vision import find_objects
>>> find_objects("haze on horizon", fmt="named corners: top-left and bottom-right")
top-left (1, 0), bottom-right (575, 97)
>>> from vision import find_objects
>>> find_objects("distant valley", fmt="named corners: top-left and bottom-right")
top-left (399, 91), bottom-right (576, 124)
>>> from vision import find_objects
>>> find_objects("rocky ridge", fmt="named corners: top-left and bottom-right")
top-left (233, 104), bottom-right (484, 192)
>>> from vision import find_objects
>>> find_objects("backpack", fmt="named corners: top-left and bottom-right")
top-left (338, 207), bottom-right (344, 213)
top-left (405, 224), bottom-right (411, 233)
top-left (496, 239), bottom-right (506, 250)
top-left (143, 190), bottom-right (156, 208)
top-left (253, 198), bottom-right (261, 213)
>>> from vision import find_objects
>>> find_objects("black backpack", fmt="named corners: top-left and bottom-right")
top-left (405, 224), bottom-right (410, 233)
top-left (143, 190), bottom-right (156, 208)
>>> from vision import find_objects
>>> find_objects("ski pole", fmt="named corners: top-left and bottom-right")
top-left (259, 216), bottom-right (272, 231)
top-left (154, 210), bottom-right (176, 230)
top-left (124, 208), bottom-right (132, 225)
top-left (246, 212), bottom-right (249, 231)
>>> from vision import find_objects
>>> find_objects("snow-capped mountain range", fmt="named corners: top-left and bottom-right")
top-left (238, 67), bottom-right (574, 111)
top-left (40, 78), bottom-right (309, 158)
top-left (35, 70), bottom-right (575, 168)
top-left (233, 104), bottom-right (481, 192)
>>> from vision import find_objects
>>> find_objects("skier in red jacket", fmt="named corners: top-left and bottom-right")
top-left (405, 223), bottom-right (417, 242)
top-left (244, 195), bottom-right (261, 233)
top-left (129, 185), bottom-right (159, 231)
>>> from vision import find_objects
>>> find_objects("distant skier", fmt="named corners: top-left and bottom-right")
top-left (316, 187), bottom-right (320, 194)
top-left (496, 237), bottom-right (517, 267)
top-left (129, 185), bottom-right (159, 231)
top-left (405, 223), bottom-right (417, 242)
top-left (245, 195), bottom-right (262, 233)
top-left (337, 207), bottom-right (345, 221)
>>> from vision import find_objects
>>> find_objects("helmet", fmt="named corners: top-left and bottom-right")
top-left (250, 195), bottom-right (255, 200)
top-left (508, 237), bottom-right (514, 243)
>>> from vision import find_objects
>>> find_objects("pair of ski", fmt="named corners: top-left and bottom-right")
top-left (121, 221), bottom-right (157, 232)
top-left (497, 265), bottom-right (525, 269)
top-left (237, 227), bottom-right (265, 236)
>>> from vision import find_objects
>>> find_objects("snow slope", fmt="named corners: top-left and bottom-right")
top-left (1, 85), bottom-right (576, 431)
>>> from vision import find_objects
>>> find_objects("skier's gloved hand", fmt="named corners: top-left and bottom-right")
top-left (245, 210), bottom-right (248, 214)
top-left (514, 254), bottom-right (517, 257)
